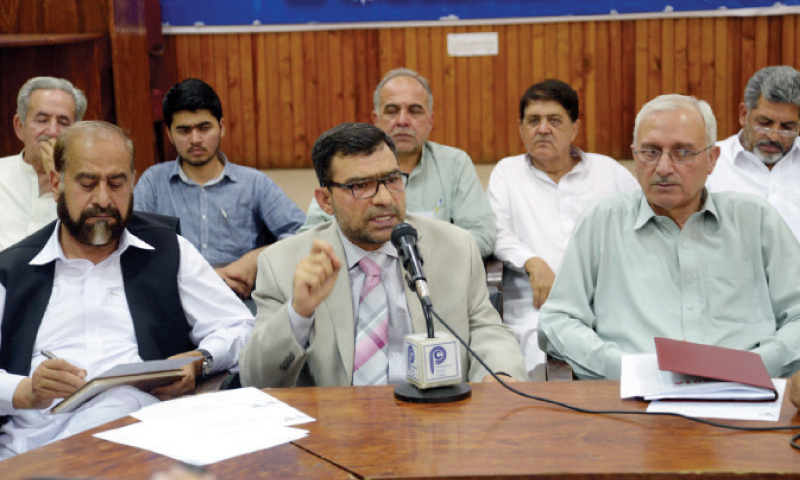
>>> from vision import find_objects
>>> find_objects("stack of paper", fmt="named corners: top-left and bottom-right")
top-left (93, 388), bottom-right (315, 465)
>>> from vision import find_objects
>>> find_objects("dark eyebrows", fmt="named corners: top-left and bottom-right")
top-left (341, 169), bottom-right (402, 184)
top-left (175, 121), bottom-right (213, 130)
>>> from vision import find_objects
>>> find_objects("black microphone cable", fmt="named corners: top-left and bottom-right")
top-left (426, 306), bottom-right (800, 451)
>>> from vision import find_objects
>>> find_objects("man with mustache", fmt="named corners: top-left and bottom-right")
top-left (539, 94), bottom-right (800, 380)
top-left (135, 79), bottom-right (306, 301)
top-left (707, 66), bottom-right (800, 240)
top-left (487, 79), bottom-right (638, 380)
top-left (0, 121), bottom-right (253, 459)
top-left (298, 68), bottom-right (495, 258)
top-left (240, 122), bottom-right (526, 388)
top-left (0, 77), bottom-right (87, 251)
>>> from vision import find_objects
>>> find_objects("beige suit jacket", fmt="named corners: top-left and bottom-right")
top-left (240, 214), bottom-right (526, 387)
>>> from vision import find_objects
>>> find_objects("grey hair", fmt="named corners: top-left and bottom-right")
top-left (743, 65), bottom-right (800, 110)
top-left (373, 68), bottom-right (434, 113)
top-left (53, 121), bottom-right (135, 175)
top-left (16, 76), bottom-right (87, 123)
top-left (633, 94), bottom-right (717, 148)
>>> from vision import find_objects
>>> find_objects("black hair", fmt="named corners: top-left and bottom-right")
top-left (311, 122), bottom-right (397, 185)
top-left (519, 79), bottom-right (579, 122)
top-left (162, 78), bottom-right (223, 128)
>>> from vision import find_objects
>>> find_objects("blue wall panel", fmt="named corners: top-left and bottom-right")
top-left (161, 0), bottom-right (800, 26)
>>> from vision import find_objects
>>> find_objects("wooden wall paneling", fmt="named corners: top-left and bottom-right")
top-left (365, 29), bottom-right (381, 121)
top-left (699, 18), bottom-right (716, 108)
top-left (608, 20), bottom-right (623, 158)
top-left (585, 21), bottom-right (598, 154)
top-left (301, 31), bottom-right (317, 164)
top-left (767, 16), bottom-right (783, 66)
top-left (441, 26), bottom-right (457, 148)
top-left (416, 27), bottom-right (431, 86)
top-left (727, 17), bottom-right (743, 138)
top-left (263, 34), bottom-right (281, 166)
top-left (308, 30), bottom-right (332, 133)
top-left (224, 34), bottom-right (243, 163)
top-left (392, 27), bottom-right (405, 69)
top-left (480, 25), bottom-right (497, 162)
top-left (674, 18), bottom-right (688, 94)
top-left (491, 26), bottom-right (509, 161)
top-left (740, 17), bottom-right (755, 89)
top-left (753, 16), bottom-right (769, 72)
top-left (528, 24), bottom-right (542, 86)
top-left (544, 23), bottom-right (559, 80)
top-left (661, 19), bottom-right (674, 94)
top-left (782, 15), bottom-right (795, 65)
top-left (634, 20), bottom-right (649, 113)
top-left (796, 15), bottom-right (800, 67)
top-left (505, 24), bottom-right (521, 156)
top-left (686, 18), bottom-right (701, 98)
top-left (109, 0), bottom-right (155, 174)
top-left (1, 0), bottom-right (109, 34)
top-left (342, 30), bottom-right (359, 125)
top-left (378, 28), bottom-right (393, 80)
top-left (277, 32), bottom-right (293, 167)
top-left (290, 31), bottom-right (307, 164)
top-left (570, 22), bottom-right (585, 150)
top-left (714, 18), bottom-right (731, 139)
top-left (254, 34), bottom-right (269, 165)
top-left (595, 21), bottom-right (610, 155)
top-left (429, 26), bottom-right (445, 146)
top-left (404, 27), bottom-right (418, 72)
top-left (620, 21), bottom-right (637, 153)
top-left (199, 35), bottom-right (214, 84)
top-left (238, 34), bottom-right (256, 167)
top-left (455, 26), bottom-right (469, 155)
top-left (467, 29), bottom-right (483, 161)
top-left (557, 23), bottom-right (571, 83)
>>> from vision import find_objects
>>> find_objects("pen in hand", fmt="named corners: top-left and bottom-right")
top-left (42, 350), bottom-right (58, 360)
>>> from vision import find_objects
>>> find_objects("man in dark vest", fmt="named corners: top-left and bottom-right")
top-left (0, 121), bottom-right (253, 459)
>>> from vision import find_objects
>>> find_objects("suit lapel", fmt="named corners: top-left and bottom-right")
top-left (317, 225), bottom-right (356, 383)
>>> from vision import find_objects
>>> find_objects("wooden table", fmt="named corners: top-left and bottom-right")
top-left (3, 381), bottom-right (799, 479)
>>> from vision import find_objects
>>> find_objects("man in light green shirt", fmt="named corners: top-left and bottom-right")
top-left (538, 94), bottom-right (800, 380)
top-left (299, 68), bottom-right (495, 257)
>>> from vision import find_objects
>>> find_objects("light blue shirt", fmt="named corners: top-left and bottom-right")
top-left (299, 141), bottom-right (496, 257)
top-left (539, 190), bottom-right (800, 379)
top-left (134, 153), bottom-right (306, 265)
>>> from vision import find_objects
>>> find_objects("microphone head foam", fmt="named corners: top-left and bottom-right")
top-left (391, 222), bottom-right (418, 247)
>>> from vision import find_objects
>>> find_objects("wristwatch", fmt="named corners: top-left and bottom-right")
top-left (197, 349), bottom-right (214, 377)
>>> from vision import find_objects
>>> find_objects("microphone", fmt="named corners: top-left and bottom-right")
top-left (391, 224), bottom-right (434, 338)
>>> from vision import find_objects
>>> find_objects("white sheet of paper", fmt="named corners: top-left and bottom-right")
top-left (646, 378), bottom-right (787, 422)
top-left (620, 353), bottom-right (662, 398)
top-left (131, 387), bottom-right (314, 426)
top-left (93, 387), bottom-right (315, 465)
top-left (94, 415), bottom-right (308, 465)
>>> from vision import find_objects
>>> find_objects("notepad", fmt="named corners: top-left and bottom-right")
top-left (51, 357), bottom-right (197, 414)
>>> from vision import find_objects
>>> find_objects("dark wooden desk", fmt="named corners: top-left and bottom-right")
top-left (3, 381), bottom-right (799, 479)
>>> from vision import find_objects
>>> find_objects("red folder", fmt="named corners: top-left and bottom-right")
top-left (654, 337), bottom-right (778, 401)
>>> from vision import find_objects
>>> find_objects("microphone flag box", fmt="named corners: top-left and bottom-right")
top-left (404, 332), bottom-right (462, 389)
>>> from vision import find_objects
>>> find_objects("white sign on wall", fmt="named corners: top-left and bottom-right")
top-left (447, 32), bottom-right (499, 57)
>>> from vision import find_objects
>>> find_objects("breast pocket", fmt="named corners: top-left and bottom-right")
top-left (705, 260), bottom-right (756, 323)
top-left (218, 207), bottom-right (252, 256)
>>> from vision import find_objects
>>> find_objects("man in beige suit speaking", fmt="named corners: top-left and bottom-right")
top-left (240, 123), bottom-right (525, 388)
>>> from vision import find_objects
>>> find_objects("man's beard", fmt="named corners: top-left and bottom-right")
top-left (57, 191), bottom-right (132, 246)
top-left (181, 146), bottom-right (219, 167)
top-left (334, 204), bottom-right (404, 248)
top-left (753, 139), bottom-right (787, 165)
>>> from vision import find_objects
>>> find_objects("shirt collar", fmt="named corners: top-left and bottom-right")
top-left (526, 145), bottom-right (586, 177)
top-left (174, 151), bottom-right (235, 186)
top-left (633, 189), bottom-right (717, 231)
top-left (336, 226), bottom-right (399, 271)
top-left (30, 221), bottom-right (155, 266)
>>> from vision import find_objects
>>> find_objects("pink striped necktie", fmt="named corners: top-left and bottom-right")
top-left (352, 254), bottom-right (389, 386)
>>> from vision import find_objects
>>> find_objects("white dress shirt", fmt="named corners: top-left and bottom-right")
top-left (707, 133), bottom-right (800, 242)
top-left (0, 153), bottom-right (57, 252)
top-left (488, 151), bottom-right (639, 378)
top-left (0, 224), bottom-right (254, 458)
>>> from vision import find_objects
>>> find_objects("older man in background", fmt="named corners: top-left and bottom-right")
top-left (299, 68), bottom-right (495, 257)
top-left (0, 77), bottom-right (86, 251)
